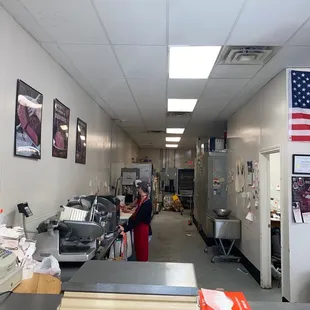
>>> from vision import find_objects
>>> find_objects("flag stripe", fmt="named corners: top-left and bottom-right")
top-left (291, 124), bottom-right (310, 130)
top-left (291, 136), bottom-right (310, 141)
top-left (289, 70), bottom-right (310, 141)
top-left (289, 119), bottom-right (310, 125)
top-left (289, 130), bottom-right (310, 136)
top-left (289, 108), bottom-right (310, 115)
top-left (291, 113), bottom-right (310, 120)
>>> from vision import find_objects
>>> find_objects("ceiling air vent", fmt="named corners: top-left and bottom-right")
top-left (146, 130), bottom-right (165, 134)
top-left (167, 112), bottom-right (192, 118)
top-left (218, 46), bottom-right (279, 65)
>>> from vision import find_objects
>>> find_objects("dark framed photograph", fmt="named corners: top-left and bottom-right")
top-left (14, 80), bottom-right (43, 159)
top-left (52, 99), bottom-right (70, 159)
top-left (75, 118), bottom-right (87, 164)
top-left (293, 154), bottom-right (310, 175)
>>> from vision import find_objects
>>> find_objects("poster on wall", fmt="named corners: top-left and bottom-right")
top-left (52, 99), bottom-right (70, 159)
top-left (292, 176), bottom-right (310, 223)
top-left (14, 80), bottom-right (43, 159)
top-left (75, 118), bottom-right (87, 164)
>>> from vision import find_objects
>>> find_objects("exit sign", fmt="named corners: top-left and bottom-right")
top-left (186, 160), bottom-right (193, 166)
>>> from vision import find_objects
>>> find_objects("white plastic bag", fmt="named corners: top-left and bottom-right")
top-left (34, 255), bottom-right (61, 277)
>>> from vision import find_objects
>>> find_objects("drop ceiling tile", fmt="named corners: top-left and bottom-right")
top-left (166, 117), bottom-right (191, 127)
top-left (193, 78), bottom-right (249, 119)
top-left (288, 18), bottom-right (310, 46)
top-left (93, 0), bottom-right (167, 45)
top-left (19, 0), bottom-right (108, 44)
top-left (59, 44), bottom-right (123, 79)
top-left (210, 65), bottom-right (262, 79)
top-left (216, 46), bottom-right (310, 120)
top-left (227, 0), bottom-right (310, 45)
top-left (1, 0), bottom-right (53, 42)
top-left (169, 0), bottom-right (245, 45)
top-left (201, 78), bottom-right (249, 98)
top-left (114, 45), bottom-right (167, 79)
top-left (114, 109), bottom-right (142, 122)
top-left (168, 80), bottom-right (207, 99)
top-left (144, 116), bottom-right (166, 128)
top-left (128, 79), bottom-right (166, 111)
top-left (142, 111), bottom-right (166, 122)
top-left (88, 78), bottom-right (136, 108)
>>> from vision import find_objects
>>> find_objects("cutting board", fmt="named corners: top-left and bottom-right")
top-left (58, 292), bottom-right (198, 310)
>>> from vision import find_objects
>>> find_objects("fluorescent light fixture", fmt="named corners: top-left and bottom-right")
top-left (166, 144), bottom-right (178, 148)
top-left (166, 137), bottom-right (181, 142)
top-left (168, 99), bottom-right (197, 112)
top-left (60, 124), bottom-right (68, 131)
top-left (169, 46), bottom-right (221, 79)
top-left (83, 143), bottom-right (86, 147)
top-left (80, 135), bottom-right (86, 141)
top-left (166, 128), bottom-right (185, 134)
top-left (78, 125), bottom-right (81, 132)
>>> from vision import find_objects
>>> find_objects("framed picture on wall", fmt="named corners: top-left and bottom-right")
top-left (52, 99), bottom-right (70, 159)
top-left (75, 118), bottom-right (87, 164)
top-left (14, 79), bottom-right (43, 159)
top-left (292, 154), bottom-right (310, 175)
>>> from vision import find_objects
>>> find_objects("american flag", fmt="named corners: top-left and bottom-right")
top-left (289, 70), bottom-right (310, 141)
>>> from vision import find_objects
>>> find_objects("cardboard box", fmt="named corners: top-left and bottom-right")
top-left (199, 289), bottom-right (251, 310)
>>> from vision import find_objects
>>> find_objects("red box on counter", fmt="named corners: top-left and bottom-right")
top-left (199, 289), bottom-right (251, 310)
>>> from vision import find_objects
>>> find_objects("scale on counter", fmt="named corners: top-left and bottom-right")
top-left (0, 202), bottom-right (34, 292)
top-left (0, 248), bottom-right (22, 292)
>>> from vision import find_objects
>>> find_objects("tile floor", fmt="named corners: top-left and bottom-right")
top-left (149, 210), bottom-right (281, 302)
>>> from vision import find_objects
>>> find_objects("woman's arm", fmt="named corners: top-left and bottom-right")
top-left (123, 200), bottom-right (152, 232)
top-left (127, 199), bottom-right (138, 210)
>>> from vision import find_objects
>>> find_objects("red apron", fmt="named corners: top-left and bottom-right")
top-left (133, 196), bottom-right (149, 262)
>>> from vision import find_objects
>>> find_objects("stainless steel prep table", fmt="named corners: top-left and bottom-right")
top-left (64, 261), bottom-right (198, 296)
top-left (205, 212), bottom-right (241, 263)
top-left (2, 293), bottom-right (310, 310)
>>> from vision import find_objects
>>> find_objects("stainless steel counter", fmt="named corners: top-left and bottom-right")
top-left (206, 212), bottom-right (241, 239)
top-left (65, 261), bottom-right (198, 296)
top-left (2, 293), bottom-right (310, 310)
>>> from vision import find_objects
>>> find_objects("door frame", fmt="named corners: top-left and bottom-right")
top-left (259, 146), bottom-right (280, 289)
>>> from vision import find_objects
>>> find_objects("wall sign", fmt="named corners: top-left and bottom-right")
top-left (75, 118), bottom-right (87, 164)
top-left (293, 154), bottom-right (310, 175)
top-left (52, 99), bottom-right (70, 159)
top-left (14, 80), bottom-right (43, 159)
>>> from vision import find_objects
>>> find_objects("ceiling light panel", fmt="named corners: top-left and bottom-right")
top-left (166, 137), bottom-right (181, 142)
top-left (168, 99), bottom-right (197, 112)
top-left (166, 128), bottom-right (185, 134)
top-left (166, 144), bottom-right (178, 148)
top-left (169, 46), bottom-right (221, 79)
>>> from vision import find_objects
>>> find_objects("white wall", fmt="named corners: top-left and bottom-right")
top-left (139, 148), bottom-right (196, 171)
top-left (110, 123), bottom-right (139, 186)
top-left (227, 71), bottom-right (287, 274)
top-left (270, 153), bottom-right (281, 205)
top-left (0, 8), bottom-right (138, 228)
top-left (139, 148), bottom-right (161, 171)
top-left (228, 68), bottom-right (310, 303)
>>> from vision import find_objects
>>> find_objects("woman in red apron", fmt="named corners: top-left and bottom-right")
top-left (120, 181), bottom-right (152, 261)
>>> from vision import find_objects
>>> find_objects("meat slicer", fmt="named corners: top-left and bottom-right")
top-left (33, 195), bottom-right (119, 262)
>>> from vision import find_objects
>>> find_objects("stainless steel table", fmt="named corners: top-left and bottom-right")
top-left (205, 213), bottom-right (241, 263)
top-left (64, 261), bottom-right (198, 296)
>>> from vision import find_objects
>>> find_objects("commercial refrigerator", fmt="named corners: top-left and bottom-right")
top-left (194, 152), bottom-right (227, 231)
